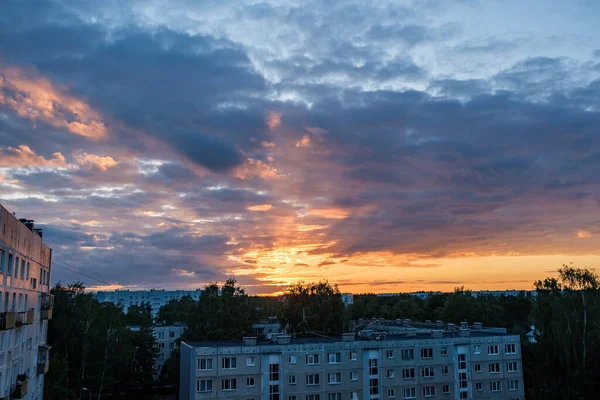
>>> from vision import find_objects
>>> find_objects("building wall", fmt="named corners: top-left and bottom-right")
top-left (154, 325), bottom-right (186, 372)
top-left (180, 335), bottom-right (524, 400)
top-left (0, 205), bottom-right (52, 400)
top-left (96, 289), bottom-right (202, 317)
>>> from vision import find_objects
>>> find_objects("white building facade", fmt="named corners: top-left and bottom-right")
top-left (0, 204), bottom-right (53, 400)
top-left (96, 289), bottom-right (202, 317)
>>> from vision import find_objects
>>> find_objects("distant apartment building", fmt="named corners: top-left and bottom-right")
top-left (341, 293), bottom-right (354, 307)
top-left (377, 291), bottom-right (536, 299)
top-left (0, 205), bottom-right (53, 400)
top-left (129, 323), bottom-right (186, 374)
top-left (96, 289), bottom-right (203, 317)
top-left (179, 322), bottom-right (524, 400)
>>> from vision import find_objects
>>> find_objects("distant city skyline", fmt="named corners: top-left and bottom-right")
top-left (1, 0), bottom-right (600, 294)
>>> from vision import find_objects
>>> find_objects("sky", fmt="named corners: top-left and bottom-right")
top-left (1, 0), bottom-right (600, 294)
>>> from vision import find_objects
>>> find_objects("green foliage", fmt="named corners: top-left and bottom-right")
top-left (183, 279), bottom-right (255, 341)
top-left (156, 295), bottom-right (196, 325)
top-left (45, 282), bottom-right (157, 399)
top-left (126, 303), bottom-right (153, 326)
top-left (280, 281), bottom-right (346, 334)
top-left (527, 265), bottom-right (600, 399)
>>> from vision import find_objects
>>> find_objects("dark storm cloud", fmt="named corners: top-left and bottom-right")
top-left (0, 1), bottom-right (268, 172)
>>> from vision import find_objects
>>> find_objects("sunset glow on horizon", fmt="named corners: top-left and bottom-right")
top-left (1, 0), bottom-right (600, 295)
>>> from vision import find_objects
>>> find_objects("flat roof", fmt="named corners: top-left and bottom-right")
top-left (184, 330), bottom-right (513, 348)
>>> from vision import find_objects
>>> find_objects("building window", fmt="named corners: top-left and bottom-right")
top-left (351, 392), bottom-right (358, 400)
top-left (442, 384), bottom-right (450, 394)
top-left (289, 355), bottom-right (297, 364)
top-left (221, 378), bottom-right (237, 391)
top-left (422, 367), bottom-right (435, 378)
top-left (169, 331), bottom-right (175, 338)
top-left (0, 250), bottom-right (4, 272)
top-left (328, 352), bottom-right (341, 364)
top-left (328, 393), bottom-right (342, 400)
top-left (270, 384), bottom-right (280, 400)
top-left (289, 375), bottom-right (297, 384)
top-left (459, 372), bottom-right (468, 389)
top-left (488, 345), bottom-right (499, 355)
top-left (270, 363), bottom-right (280, 381)
top-left (460, 392), bottom-right (468, 399)
top-left (421, 348), bottom-right (433, 359)
top-left (350, 371), bottom-right (358, 381)
top-left (306, 374), bottom-right (320, 385)
top-left (386, 350), bottom-right (394, 358)
top-left (387, 369), bottom-right (395, 378)
top-left (306, 395), bottom-right (320, 400)
top-left (247, 377), bottom-right (255, 387)
top-left (369, 359), bottom-right (378, 375)
top-left (505, 343), bottom-right (517, 354)
top-left (198, 358), bottom-right (213, 370)
top-left (401, 348), bottom-right (414, 360)
top-left (247, 356), bottom-right (256, 366)
top-left (440, 347), bottom-right (448, 356)
top-left (506, 361), bottom-right (519, 372)
top-left (474, 345), bottom-right (481, 354)
top-left (197, 379), bottom-right (213, 392)
top-left (508, 380), bottom-right (519, 391)
top-left (20, 260), bottom-right (25, 278)
top-left (26, 262), bottom-right (30, 279)
top-left (490, 381), bottom-right (503, 392)
top-left (402, 368), bottom-right (415, 379)
top-left (369, 378), bottom-right (379, 396)
top-left (388, 389), bottom-right (396, 398)
top-left (422, 386), bottom-right (435, 397)
top-left (289, 397), bottom-right (297, 400)
top-left (489, 362), bottom-right (501, 373)
top-left (474, 363), bottom-right (482, 372)
top-left (169, 342), bottom-right (174, 349)
top-left (328, 372), bottom-right (342, 384)
top-left (306, 354), bottom-right (320, 365)
top-left (403, 388), bottom-right (416, 399)
top-left (476, 382), bottom-right (483, 391)
top-left (350, 351), bottom-right (357, 360)
top-left (458, 354), bottom-right (467, 370)
top-left (7, 253), bottom-right (12, 275)
top-left (222, 357), bottom-right (237, 369)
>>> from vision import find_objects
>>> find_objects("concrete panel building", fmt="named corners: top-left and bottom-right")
top-left (0, 204), bottom-right (53, 400)
top-left (179, 323), bottom-right (524, 400)
top-left (129, 323), bottom-right (186, 374)
top-left (96, 289), bottom-right (203, 318)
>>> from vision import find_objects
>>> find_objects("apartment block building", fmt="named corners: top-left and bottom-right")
top-left (180, 323), bottom-right (524, 400)
top-left (129, 323), bottom-right (186, 374)
top-left (0, 204), bottom-right (53, 400)
top-left (96, 289), bottom-right (203, 318)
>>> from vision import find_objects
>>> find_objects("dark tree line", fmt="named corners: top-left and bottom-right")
top-left (45, 282), bottom-right (157, 400)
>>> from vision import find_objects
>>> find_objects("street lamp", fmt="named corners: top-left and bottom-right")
top-left (82, 387), bottom-right (92, 400)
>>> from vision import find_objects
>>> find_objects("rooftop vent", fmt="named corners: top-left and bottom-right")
top-left (243, 337), bottom-right (257, 346)
top-left (473, 322), bottom-right (483, 330)
top-left (342, 333), bottom-right (355, 342)
top-left (19, 219), bottom-right (35, 231)
top-left (460, 321), bottom-right (469, 330)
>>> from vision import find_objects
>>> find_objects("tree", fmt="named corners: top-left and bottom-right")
top-left (157, 295), bottom-right (196, 325)
top-left (184, 279), bottom-right (255, 341)
top-left (126, 303), bottom-right (153, 326)
top-left (530, 264), bottom-right (600, 399)
top-left (280, 281), bottom-right (346, 334)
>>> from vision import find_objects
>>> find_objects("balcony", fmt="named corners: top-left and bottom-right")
top-left (15, 310), bottom-right (34, 326)
top-left (12, 375), bottom-right (28, 399)
top-left (0, 312), bottom-right (16, 330)
top-left (41, 293), bottom-right (54, 320)
top-left (37, 345), bottom-right (51, 375)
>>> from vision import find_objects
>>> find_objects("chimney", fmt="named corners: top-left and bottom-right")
top-left (473, 322), bottom-right (483, 330)
top-left (243, 337), bottom-right (257, 346)
top-left (460, 321), bottom-right (468, 330)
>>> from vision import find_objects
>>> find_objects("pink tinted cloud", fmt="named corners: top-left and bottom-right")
top-left (0, 145), bottom-right (67, 168)
top-left (0, 65), bottom-right (107, 140)
top-left (73, 152), bottom-right (119, 171)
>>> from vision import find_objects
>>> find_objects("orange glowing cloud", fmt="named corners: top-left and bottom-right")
top-left (266, 111), bottom-right (282, 130)
top-left (74, 152), bottom-right (118, 171)
top-left (306, 207), bottom-right (349, 219)
top-left (0, 65), bottom-right (107, 140)
top-left (247, 204), bottom-right (273, 211)
top-left (262, 141), bottom-right (276, 148)
top-left (296, 135), bottom-right (311, 147)
top-left (0, 145), bottom-right (67, 168)
top-left (577, 230), bottom-right (592, 239)
top-left (235, 157), bottom-right (286, 180)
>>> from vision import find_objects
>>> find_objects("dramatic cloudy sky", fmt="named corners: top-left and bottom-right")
top-left (1, 0), bottom-right (600, 294)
